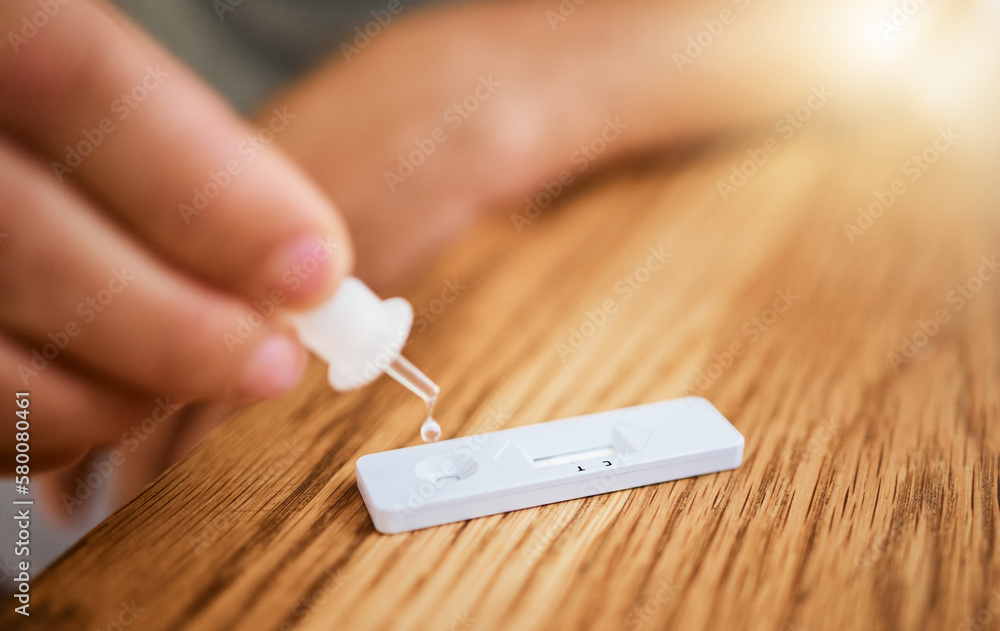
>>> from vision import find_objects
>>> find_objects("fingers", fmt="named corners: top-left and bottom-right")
top-left (0, 138), bottom-right (307, 403)
top-left (0, 333), bottom-right (154, 471)
top-left (0, 0), bottom-right (352, 308)
top-left (111, 408), bottom-right (181, 511)
top-left (38, 402), bottom-right (232, 527)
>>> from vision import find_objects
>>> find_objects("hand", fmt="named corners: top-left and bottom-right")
top-left (265, 0), bottom-right (920, 294)
top-left (262, 0), bottom-right (629, 288)
top-left (0, 0), bottom-right (352, 483)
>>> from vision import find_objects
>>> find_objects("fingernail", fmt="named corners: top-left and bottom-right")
top-left (264, 233), bottom-right (347, 304)
top-left (240, 335), bottom-right (306, 399)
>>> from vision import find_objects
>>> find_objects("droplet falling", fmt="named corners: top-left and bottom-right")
top-left (385, 354), bottom-right (443, 443)
top-left (420, 417), bottom-right (442, 443)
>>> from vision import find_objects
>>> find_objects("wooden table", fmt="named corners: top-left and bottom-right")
top-left (14, 110), bottom-right (1000, 631)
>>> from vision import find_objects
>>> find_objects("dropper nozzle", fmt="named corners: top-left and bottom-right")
top-left (288, 277), bottom-right (443, 442)
top-left (385, 355), bottom-right (439, 408)
top-left (386, 355), bottom-right (441, 442)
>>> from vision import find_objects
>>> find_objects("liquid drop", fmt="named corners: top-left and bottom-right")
top-left (420, 417), bottom-right (442, 443)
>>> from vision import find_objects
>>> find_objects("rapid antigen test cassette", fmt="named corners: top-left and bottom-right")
top-left (356, 396), bottom-right (744, 533)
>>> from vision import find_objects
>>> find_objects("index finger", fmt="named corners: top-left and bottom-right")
top-left (0, 0), bottom-right (352, 307)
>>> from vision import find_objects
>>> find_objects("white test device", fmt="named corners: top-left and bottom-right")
top-left (355, 396), bottom-right (744, 534)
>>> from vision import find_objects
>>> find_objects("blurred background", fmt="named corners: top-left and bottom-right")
top-left (3, 0), bottom-right (999, 594)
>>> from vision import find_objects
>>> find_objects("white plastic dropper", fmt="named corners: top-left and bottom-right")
top-left (288, 277), bottom-right (442, 442)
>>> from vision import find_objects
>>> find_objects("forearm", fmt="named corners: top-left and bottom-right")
top-left (530, 0), bottom-right (945, 157)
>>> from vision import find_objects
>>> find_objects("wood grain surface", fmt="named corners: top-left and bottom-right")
top-left (12, 113), bottom-right (1000, 631)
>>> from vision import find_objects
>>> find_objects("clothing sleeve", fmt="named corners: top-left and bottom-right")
top-left (112, 0), bottom-right (451, 112)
